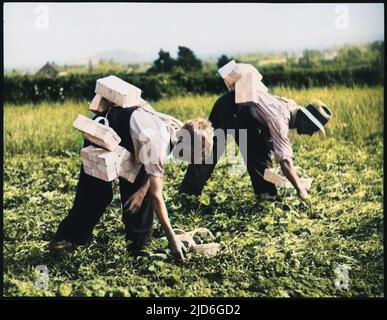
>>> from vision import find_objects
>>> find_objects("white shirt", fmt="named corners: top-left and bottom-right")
top-left (130, 108), bottom-right (171, 177)
top-left (254, 92), bottom-right (299, 162)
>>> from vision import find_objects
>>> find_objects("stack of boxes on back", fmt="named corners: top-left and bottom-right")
top-left (218, 60), bottom-right (268, 104)
top-left (235, 70), bottom-right (259, 104)
top-left (78, 75), bottom-right (159, 183)
top-left (79, 143), bottom-right (141, 183)
top-left (234, 63), bottom-right (266, 104)
top-left (74, 113), bottom-right (141, 183)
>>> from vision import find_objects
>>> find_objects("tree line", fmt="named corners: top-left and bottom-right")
top-left (4, 42), bottom-right (384, 104)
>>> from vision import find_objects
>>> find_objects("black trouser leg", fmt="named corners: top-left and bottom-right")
top-left (239, 128), bottom-right (277, 196)
top-left (53, 164), bottom-right (114, 245)
top-left (54, 137), bottom-right (115, 245)
top-left (120, 167), bottom-right (154, 251)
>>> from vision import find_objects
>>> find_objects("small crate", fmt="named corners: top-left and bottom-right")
top-left (264, 168), bottom-right (313, 189)
top-left (235, 63), bottom-right (263, 81)
top-left (235, 72), bottom-right (260, 104)
top-left (118, 156), bottom-right (142, 183)
top-left (234, 64), bottom-right (264, 104)
top-left (73, 114), bottom-right (121, 151)
top-left (81, 145), bottom-right (121, 182)
top-left (80, 145), bottom-right (141, 183)
top-left (95, 75), bottom-right (142, 108)
top-left (174, 228), bottom-right (221, 257)
top-left (218, 60), bottom-right (242, 91)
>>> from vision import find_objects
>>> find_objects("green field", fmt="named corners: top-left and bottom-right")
top-left (3, 86), bottom-right (384, 297)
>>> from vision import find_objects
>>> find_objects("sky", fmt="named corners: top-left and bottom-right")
top-left (3, 3), bottom-right (385, 70)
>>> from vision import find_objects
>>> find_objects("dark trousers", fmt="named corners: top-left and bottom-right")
top-left (180, 92), bottom-right (277, 197)
top-left (53, 140), bottom-right (154, 250)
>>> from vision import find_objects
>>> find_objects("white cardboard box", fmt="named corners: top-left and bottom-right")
top-left (219, 61), bottom-right (268, 103)
top-left (234, 64), bottom-right (264, 104)
top-left (235, 63), bottom-right (263, 81)
top-left (95, 75), bottom-right (142, 108)
top-left (80, 145), bottom-right (141, 183)
top-left (218, 60), bottom-right (242, 91)
top-left (80, 145), bottom-right (120, 182)
top-left (73, 114), bottom-right (121, 151)
top-left (116, 147), bottom-right (141, 183)
top-left (235, 72), bottom-right (259, 104)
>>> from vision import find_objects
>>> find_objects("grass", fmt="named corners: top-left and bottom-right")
top-left (4, 87), bottom-right (383, 155)
top-left (3, 86), bottom-right (384, 297)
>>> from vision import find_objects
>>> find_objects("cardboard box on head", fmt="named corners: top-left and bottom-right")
top-left (95, 75), bottom-right (142, 108)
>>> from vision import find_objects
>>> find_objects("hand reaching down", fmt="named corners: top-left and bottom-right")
top-left (123, 191), bottom-right (146, 214)
top-left (169, 236), bottom-right (185, 262)
top-left (297, 186), bottom-right (311, 205)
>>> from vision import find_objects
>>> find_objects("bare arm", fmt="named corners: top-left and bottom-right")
top-left (280, 159), bottom-right (310, 201)
top-left (148, 175), bottom-right (184, 261)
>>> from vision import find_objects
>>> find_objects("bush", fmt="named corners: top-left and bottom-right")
top-left (3, 66), bottom-right (383, 104)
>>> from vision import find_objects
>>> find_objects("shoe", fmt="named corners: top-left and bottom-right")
top-left (48, 240), bottom-right (74, 256)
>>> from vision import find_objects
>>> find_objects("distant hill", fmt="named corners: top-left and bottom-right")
top-left (83, 49), bottom-right (151, 65)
